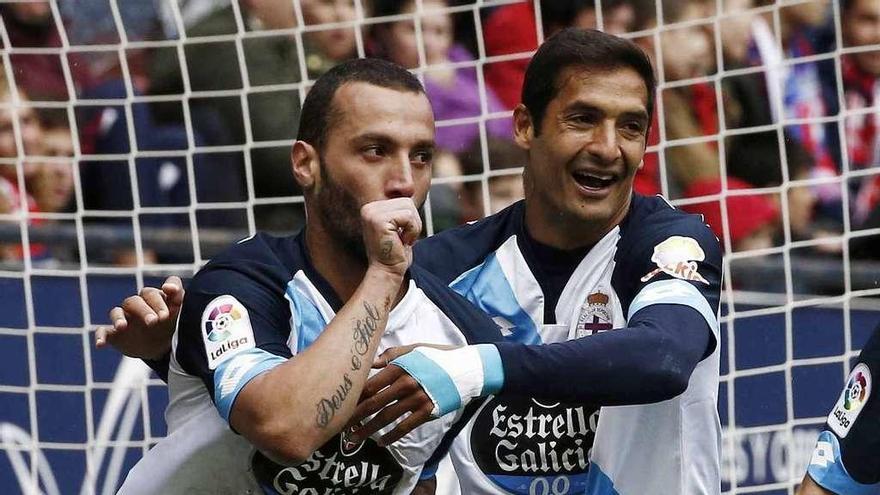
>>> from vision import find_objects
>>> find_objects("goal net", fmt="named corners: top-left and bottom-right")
top-left (0, 0), bottom-right (878, 494)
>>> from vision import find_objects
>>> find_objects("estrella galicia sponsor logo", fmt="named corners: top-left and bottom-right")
top-left (470, 396), bottom-right (598, 494)
top-left (252, 433), bottom-right (403, 494)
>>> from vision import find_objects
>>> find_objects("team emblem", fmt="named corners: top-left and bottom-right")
top-left (576, 291), bottom-right (613, 338)
top-left (340, 424), bottom-right (366, 456)
top-left (828, 363), bottom-right (872, 438)
top-left (641, 236), bottom-right (709, 284)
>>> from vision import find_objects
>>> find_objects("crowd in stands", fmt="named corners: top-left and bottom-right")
top-left (1, 0), bottom-right (879, 290)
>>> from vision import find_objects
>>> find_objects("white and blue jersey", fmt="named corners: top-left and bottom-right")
top-left (119, 232), bottom-right (502, 495)
top-left (807, 324), bottom-right (880, 494)
top-left (414, 195), bottom-right (723, 495)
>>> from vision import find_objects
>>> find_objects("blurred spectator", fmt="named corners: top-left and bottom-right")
top-left (840, 0), bottom-right (880, 227)
top-left (779, 1), bottom-right (838, 185)
top-left (717, 0), bottom-right (774, 134)
top-left (157, 0), bottom-right (234, 38)
top-left (57, 1), bottom-right (167, 93)
top-left (726, 132), bottom-right (821, 243)
top-left (300, 0), bottom-right (358, 78)
top-left (0, 1), bottom-right (95, 101)
top-left (30, 116), bottom-right (75, 215)
top-left (681, 177), bottom-right (779, 252)
top-left (741, 1), bottom-right (841, 221)
top-left (0, 72), bottom-right (57, 263)
top-left (0, 77), bottom-right (42, 215)
top-left (78, 81), bottom-right (244, 265)
top-left (428, 150), bottom-right (467, 232)
top-left (148, 0), bottom-right (306, 228)
top-left (482, 0), bottom-right (637, 110)
top-left (635, 0), bottom-right (720, 197)
top-left (369, 0), bottom-right (512, 152)
top-left (459, 137), bottom-right (526, 222)
top-left (27, 115), bottom-right (78, 266)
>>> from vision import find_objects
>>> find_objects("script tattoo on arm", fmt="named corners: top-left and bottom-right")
top-left (315, 302), bottom-right (382, 428)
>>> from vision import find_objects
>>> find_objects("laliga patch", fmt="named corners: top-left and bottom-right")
top-left (828, 363), bottom-right (872, 438)
top-left (201, 295), bottom-right (255, 370)
top-left (641, 236), bottom-right (709, 285)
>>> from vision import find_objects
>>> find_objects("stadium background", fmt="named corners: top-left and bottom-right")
top-left (1, 0), bottom-right (879, 493)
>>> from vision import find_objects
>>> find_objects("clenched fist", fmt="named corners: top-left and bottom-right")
top-left (360, 198), bottom-right (422, 278)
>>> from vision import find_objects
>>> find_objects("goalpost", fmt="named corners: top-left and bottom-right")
top-left (0, 1), bottom-right (878, 494)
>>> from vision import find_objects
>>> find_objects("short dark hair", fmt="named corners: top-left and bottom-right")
top-left (521, 28), bottom-right (656, 135)
top-left (297, 58), bottom-right (425, 150)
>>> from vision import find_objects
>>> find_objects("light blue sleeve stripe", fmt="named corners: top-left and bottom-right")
top-left (627, 279), bottom-right (719, 336)
top-left (808, 431), bottom-right (880, 495)
top-left (477, 344), bottom-right (504, 395)
top-left (214, 348), bottom-right (287, 423)
top-left (393, 349), bottom-right (462, 416)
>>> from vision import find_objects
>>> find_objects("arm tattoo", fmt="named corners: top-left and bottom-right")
top-left (315, 302), bottom-right (383, 429)
top-left (315, 373), bottom-right (353, 428)
top-left (350, 302), bottom-right (380, 363)
top-left (379, 239), bottom-right (394, 262)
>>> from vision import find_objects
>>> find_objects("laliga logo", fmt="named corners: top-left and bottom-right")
top-left (205, 303), bottom-right (242, 342)
top-left (844, 371), bottom-right (868, 411)
top-left (641, 236), bottom-right (709, 285)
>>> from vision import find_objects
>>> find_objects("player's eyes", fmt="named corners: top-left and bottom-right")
top-left (412, 150), bottom-right (433, 165)
top-left (362, 145), bottom-right (386, 159)
top-left (571, 114), bottom-right (596, 125)
top-left (620, 121), bottom-right (646, 137)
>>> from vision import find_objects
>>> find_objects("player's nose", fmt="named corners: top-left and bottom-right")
top-left (384, 153), bottom-right (415, 199)
top-left (583, 121), bottom-right (622, 165)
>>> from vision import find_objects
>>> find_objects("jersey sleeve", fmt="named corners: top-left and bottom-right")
top-left (614, 210), bottom-right (723, 353)
top-left (807, 325), bottom-right (880, 493)
top-left (174, 254), bottom-right (293, 423)
top-left (493, 208), bottom-right (723, 405)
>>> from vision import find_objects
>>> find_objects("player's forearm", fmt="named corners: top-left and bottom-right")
top-left (230, 267), bottom-right (402, 464)
top-left (496, 304), bottom-right (711, 405)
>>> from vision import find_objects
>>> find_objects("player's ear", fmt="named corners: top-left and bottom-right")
top-left (291, 140), bottom-right (319, 191)
top-left (513, 104), bottom-right (534, 150)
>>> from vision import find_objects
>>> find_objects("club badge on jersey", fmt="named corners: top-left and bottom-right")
top-left (575, 290), bottom-right (613, 339)
top-left (640, 236), bottom-right (709, 285)
top-left (828, 363), bottom-right (872, 438)
top-left (200, 295), bottom-right (256, 370)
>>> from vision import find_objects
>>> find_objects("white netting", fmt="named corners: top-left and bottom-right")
top-left (0, 0), bottom-right (879, 494)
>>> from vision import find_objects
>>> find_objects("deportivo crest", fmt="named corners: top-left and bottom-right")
top-left (640, 236), bottom-right (709, 284)
top-left (575, 291), bottom-right (613, 338)
top-left (201, 295), bottom-right (255, 370)
top-left (828, 363), bottom-right (872, 438)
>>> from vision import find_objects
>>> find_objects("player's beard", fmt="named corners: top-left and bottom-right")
top-left (314, 163), bottom-right (368, 264)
